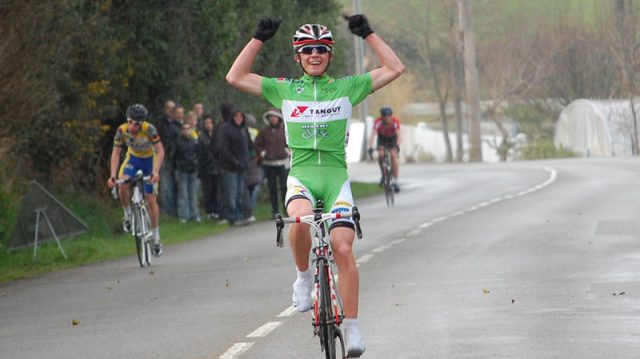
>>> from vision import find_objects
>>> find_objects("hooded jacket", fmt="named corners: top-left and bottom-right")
top-left (254, 110), bottom-right (289, 166)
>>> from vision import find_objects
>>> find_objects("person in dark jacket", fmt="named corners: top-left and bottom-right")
top-left (198, 114), bottom-right (220, 219)
top-left (155, 100), bottom-right (179, 216)
top-left (174, 122), bottom-right (201, 223)
top-left (217, 107), bottom-right (251, 225)
top-left (254, 108), bottom-right (289, 217)
top-left (242, 113), bottom-right (262, 223)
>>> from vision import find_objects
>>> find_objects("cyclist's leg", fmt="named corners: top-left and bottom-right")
top-left (118, 154), bottom-right (137, 231)
top-left (389, 137), bottom-right (399, 180)
top-left (326, 179), bottom-right (358, 319)
top-left (139, 156), bottom-right (162, 251)
top-left (390, 148), bottom-right (399, 179)
top-left (144, 192), bottom-right (159, 229)
top-left (285, 175), bottom-right (315, 311)
top-left (285, 176), bottom-right (315, 272)
top-left (118, 154), bottom-right (135, 208)
top-left (327, 178), bottom-right (365, 356)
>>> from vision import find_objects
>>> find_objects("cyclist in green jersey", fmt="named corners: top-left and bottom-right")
top-left (227, 14), bottom-right (404, 357)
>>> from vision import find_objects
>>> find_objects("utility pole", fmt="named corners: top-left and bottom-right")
top-left (353, 0), bottom-right (370, 161)
top-left (458, 0), bottom-right (483, 162)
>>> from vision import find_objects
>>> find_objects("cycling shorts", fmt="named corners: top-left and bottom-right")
top-left (118, 153), bottom-right (157, 194)
top-left (377, 135), bottom-right (398, 149)
top-left (285, 166), bottom-right (355, 230)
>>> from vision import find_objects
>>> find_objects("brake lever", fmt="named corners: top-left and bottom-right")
top-left (275, 214), bottom-right (284, 247)
top-left (352, 206), bottom-right (363, 239)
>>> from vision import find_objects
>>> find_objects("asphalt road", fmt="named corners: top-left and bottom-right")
top-left (1, 158), bottom-right (640, 358)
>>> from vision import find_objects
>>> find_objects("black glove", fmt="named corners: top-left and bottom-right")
top-left (342, 14), bottom-right (374, 39)
top-left (253, 18), bottom-right (281, 42)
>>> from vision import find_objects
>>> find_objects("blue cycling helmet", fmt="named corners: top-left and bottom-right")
top-left (380, 107), bottom-right (393, 116)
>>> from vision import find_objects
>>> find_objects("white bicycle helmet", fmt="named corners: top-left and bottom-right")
top-left (292, 24), bottom-right (334, 53)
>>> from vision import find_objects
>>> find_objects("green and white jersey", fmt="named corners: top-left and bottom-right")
top-left (262, 73), bottom-right (372, 168)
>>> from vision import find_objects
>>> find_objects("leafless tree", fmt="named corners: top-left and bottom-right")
top-left (423, 0), bottom-right (455, 162)
top-left (607, 0), bottom-right (640, 154)
top-left (477, 8), bottom-right (555, 161)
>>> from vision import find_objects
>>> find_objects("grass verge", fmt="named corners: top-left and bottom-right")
top-left (0, 181), bottom-right (381, 283)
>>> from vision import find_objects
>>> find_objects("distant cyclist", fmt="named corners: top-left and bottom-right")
top-left (368, 106), bottom-right (401, 193)
top-left (226, 14), bottom-right (404, 357)
top-left (107, 104), bottom-right (165, 256)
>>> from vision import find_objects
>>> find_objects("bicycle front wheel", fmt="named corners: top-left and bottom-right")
top-left (133, 205), bottom-right (146, 267)
top-left (318, 259), bottom-right (344, 359)
top-left (141, 205), bottom-right (152, 266)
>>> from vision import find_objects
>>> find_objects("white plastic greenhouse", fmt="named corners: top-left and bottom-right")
top-left (554, 99), bottom-right (639, 157)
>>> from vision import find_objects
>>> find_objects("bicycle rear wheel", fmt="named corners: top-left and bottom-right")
top-left (318, 259), bottom-right (344, 359)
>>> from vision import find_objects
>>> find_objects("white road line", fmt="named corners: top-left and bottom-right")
top-left (391, 238), bottom-right (406, 245)
top-left (247, 321), bottom-right (283, 338)
top-left (277, 306), bottom-right (298, 317)
top-left (356, 253), bottom-right (375, 264)
top-left (219, 342), bottom-right (254, 359)
top-left (373, 244), bottom-right (392, 253)
top-left (407, 229), bottom-right (421, 236)
top-left (432, 216), bottom-right (448, 222)
top-left (419, 222), bottom-right (432, 229)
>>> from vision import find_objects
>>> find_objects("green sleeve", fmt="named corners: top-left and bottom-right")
top-left (348, 73), bottom-right (373, 106)
top-left (261, 77), bottom-right (283, 108)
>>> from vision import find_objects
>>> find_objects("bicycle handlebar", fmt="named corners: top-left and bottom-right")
top-left (114, 174), bottom-right (152, 185)
top-left (274, 207), bottom-right (363, 247)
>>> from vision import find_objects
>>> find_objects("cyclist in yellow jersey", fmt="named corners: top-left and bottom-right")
top-left (226, 14), bottom-right (404, 357)
top-left (107, 104), bottom-right (165, 256)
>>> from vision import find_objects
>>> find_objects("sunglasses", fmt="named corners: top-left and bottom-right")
top-left (298, 45), bottom-right (332, 55)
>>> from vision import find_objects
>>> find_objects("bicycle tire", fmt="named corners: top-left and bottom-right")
top-left (141, 205), bottom-right (152, 266)
top-left (133, 205), bottom-right (145, 267)
top-left (383, 152), bottom-right (394, 207)
top-left (318, 258), bottom-right (340, 359)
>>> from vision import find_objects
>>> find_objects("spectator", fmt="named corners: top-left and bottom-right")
top-left (186, 110), bottom-right (200, 136)
top-left (156, 100), bottom-right (179, 217)
top-left (174, 122), bottom-right (201, 223)
top-left (193, 102), bottom-right (205, 132)
top-left (215, 104), bottom-right (233, 223)
top-left (254, 109), bottom-right (289, 218)
top-left (198, 114), bottom-right (220, 219)
top-left (243, 113), bottom-right (261, 223)
top-left (217, 106), bottom-right (251, 226)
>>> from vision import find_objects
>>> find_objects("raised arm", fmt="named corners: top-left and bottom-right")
top-left (343, 14), bottom-right (405, 92)
top-left (226, 19), bottom-right (282, 97)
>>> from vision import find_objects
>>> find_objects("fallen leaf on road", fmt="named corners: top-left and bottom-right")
top-left (620, 291), bottom-right (626, 296)
top-left (72, 320), bottom-right (79, 326)
top-left (149, 271), bottom-right (155, 275)
top-left (243, 257), bottom-right (250, 261)
top-left (225, 279), bottom-right (230, 288)
top-left (512, 299), bottom-right (515, 304)
top-left (482, 288), bottom-right (490, 294)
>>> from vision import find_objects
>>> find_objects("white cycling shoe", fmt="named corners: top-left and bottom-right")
top-left (344, 320), bottom-right (366, 358)
top-left (291, 275), bottom-right (313, 312)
